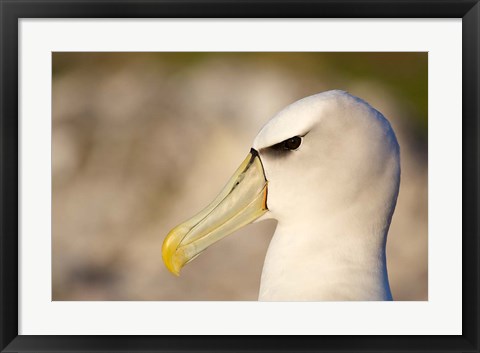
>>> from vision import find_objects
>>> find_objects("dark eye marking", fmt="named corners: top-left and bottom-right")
top-left (260, 135), bottom-right (305, 158)
top-left (282, 136), bottom-right (302, 150)
top-left (270, 135), bottom-right (303, 152)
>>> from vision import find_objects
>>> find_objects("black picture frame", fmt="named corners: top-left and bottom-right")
top-left (1, 1), bottom-right (478, 352)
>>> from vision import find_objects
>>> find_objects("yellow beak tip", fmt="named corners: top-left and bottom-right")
top-left (163, 255), bottom-right (182, 276)
top-left (167, 266), bottom-right (181, 277)
top-left (161, 150), bottom-right (268, 275)
top-left (162, 233), bottom-right (183, 276)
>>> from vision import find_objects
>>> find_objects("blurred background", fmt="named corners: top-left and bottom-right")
top-left (52, 52), bottom-right (427, 301)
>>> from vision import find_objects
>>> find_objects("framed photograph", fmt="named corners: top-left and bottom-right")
top-left (1, 0), bottom-right (478, 352)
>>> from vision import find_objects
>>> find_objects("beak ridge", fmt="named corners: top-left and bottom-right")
top-left (162, 150), bottom-right (268, 275)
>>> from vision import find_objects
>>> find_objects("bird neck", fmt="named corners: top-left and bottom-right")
top-left (258, 215), bottom-right (392, 301)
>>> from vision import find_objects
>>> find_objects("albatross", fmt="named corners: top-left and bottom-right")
top-left (162, 90), bottom-right (400, 301)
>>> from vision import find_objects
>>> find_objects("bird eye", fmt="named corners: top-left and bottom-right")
top-left (283, 136), bottom-right (302, 150)
top-left (261, 135), bottom-right (305, 156)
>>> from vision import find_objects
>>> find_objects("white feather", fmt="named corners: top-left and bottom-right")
top-left (253, 90), bottom-right (400, 301)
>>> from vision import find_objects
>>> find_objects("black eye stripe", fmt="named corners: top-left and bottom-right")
top-left (258, 133), bottom-right (307, 158)
top-left (283, 136), bottom-right (302, 150)
top-left (267, 135), bottom-right (303, 153)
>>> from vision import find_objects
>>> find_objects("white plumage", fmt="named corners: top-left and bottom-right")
top-left (163, 90), bottom-right (401, 301)
top-left (254, 90), bottom-right (400, 300)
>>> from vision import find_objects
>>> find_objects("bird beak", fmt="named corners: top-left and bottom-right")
top-left (162, 149), bottom-right (268, 276)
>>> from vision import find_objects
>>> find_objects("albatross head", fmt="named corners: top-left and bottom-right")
top-left (162, 90), bottom-right (400, 301)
